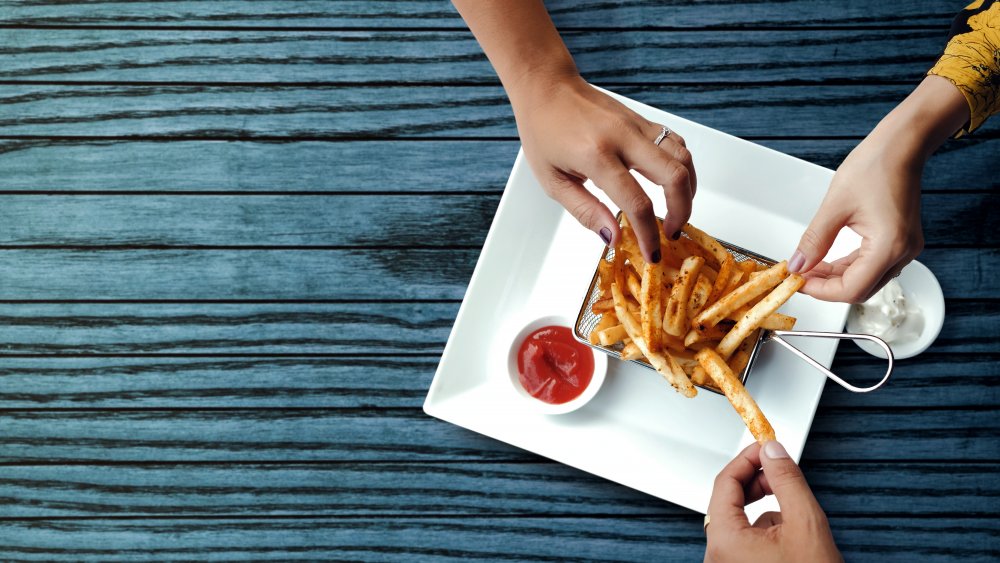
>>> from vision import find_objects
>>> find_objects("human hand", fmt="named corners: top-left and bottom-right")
top-left (511, 74), bottom-right (696, 263)
top-left (788, 136), bottom-right (924, 303)
top-left (704, 441), bottom-right (842, 563)
top-left (788, 75), bottom-right (969, 303)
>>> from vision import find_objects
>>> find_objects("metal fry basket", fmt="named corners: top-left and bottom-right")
top-left (573, 234), bottom-right (894, 395)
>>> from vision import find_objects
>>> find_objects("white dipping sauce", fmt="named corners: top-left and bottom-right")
top-left (849, 279), bottom-right (924, 344)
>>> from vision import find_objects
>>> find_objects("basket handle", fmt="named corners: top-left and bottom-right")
top-left (766, 330), bottom-right (894, 393)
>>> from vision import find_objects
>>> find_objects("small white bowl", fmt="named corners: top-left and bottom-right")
top-left (505, 314), bottom-right (608, 415)
top-left (846, 260), bottom-right (945, 360)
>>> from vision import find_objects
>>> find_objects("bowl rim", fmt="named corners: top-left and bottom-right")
top-left (846, 259), bottom-right (945, 360)
top-left (505, 314), bottom-right (608, 415)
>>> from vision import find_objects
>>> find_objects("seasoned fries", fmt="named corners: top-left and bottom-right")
top-left (697, 348), bottom-right (776, 443)
top-left (586, 217), bottom-right (803, 441)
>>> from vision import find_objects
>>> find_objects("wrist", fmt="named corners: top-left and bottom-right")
top-left (869, 75), bottom-right (969, 165)
top-left (505, 57), bottom-right (582, 114)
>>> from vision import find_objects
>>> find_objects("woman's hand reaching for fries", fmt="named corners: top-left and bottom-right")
top-left (512, 75), bottom-right (696, 264)
top-left (451, 0), bottom-right (696, 265)
top-left (704, 441), bottom-right (842, 563)
top-left (789, 76), bottom-right (969, 303)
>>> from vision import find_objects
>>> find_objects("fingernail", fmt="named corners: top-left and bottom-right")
top-left (651, 249), bottom-right (661, 264)
top-left (788, 250), bottom-right (805, 273)
top-left (762, 441), bottom-right (789, 460)
top-left (671, 230), bottom-right (681, 241)
top-left (599, 227), bottom-right (612, 245)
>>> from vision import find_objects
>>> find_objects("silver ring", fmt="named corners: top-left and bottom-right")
top-left (653, 125), bottom-right (671, 146)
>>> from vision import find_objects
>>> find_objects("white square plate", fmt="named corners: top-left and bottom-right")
top-left (424, 87), bottom-right (855, 517)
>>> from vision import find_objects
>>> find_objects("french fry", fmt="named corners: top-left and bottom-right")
top-left (691, 260), bottom-right (789, 332)
top-left (612, 282), bottom-right (696, 397)
top-left (760, 312), bottom-right (796, 331)
top-left (620, 341), bottom-right (643, 360)
top-left (723, 270), bottom-right (747, 296)
top-left (707, 256), bottom-right (736, 306)
top-left (589, 314), bottom-right (617, 344)
top-left (696, 348), bottom-right (775, 443)
top-left (717, 274), bottom-right (805, 359)
top-left (597, 259), bottom-right (614, 293)
top-left (728, 349), bottom-right (752, 378)
top-left (684, 324), bottom-right (730, 348)
top-left (591, 298), bottom-right (614, 314)
top-left (598, 324), bottom-right (628, 346)
top-left (626, 268), bottom-right (643, 302)
top-left (724, 307), bottom-right (794, 330)
top-left (664, 255), bottom-right (705, 337)
top-left (640, 262), bottom-right (665, 353)
top-left (738, 260), bottom-right (758, 274)
top-left (682, 223), bottom-right (731, 267)
top-left (687, 274), bottom-right (714, 319)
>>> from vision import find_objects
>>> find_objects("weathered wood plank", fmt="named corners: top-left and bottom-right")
top-left (0, 302), bottom-right (457, 356)
top-left (0, 408), bottom-right (994, 463)
top-left (0, 139), bottom-right (994, 192)
top-left (0, 192), bottom-right (987, 247)
top-left (0, 84), bottom-right (951, 139)
top-left (0, 0), bottom-right (957, 29)
top-left (0, 247), bottom-right (986, 300)
top-left (0, 516), bottom-right (992, 562)
top-left (0, 194), bottom-right (501, 247)
top-left (0, 462), bottom-right (993, 518)
top-left (0, 249), bottom-right (480, 300)
top-left (0, 28), bottom-right (945, 84)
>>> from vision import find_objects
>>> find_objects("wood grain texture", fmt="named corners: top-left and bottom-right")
top-left (0, 28), bottom-right (945, 84)
top-left (0, 516), bottom-right (991, 563)
top-left (0, 302), bottom-right (458, 356)
top-left (2, 0), bottom-right (996, 558)
top-left (0, 248), bottom-right (987, 300)
top-left (0, 408), bottom-right (994, 463)
top-left (0, 462), bottom-right (994, 518)
top-left (1, 84), bottom-right (926, 139)
top-left (0, 0), bottom-right (958, 29)
top-left (0, 139), bottom-right (995, 192)
top-left (0, 192), bottom-right (988, 247)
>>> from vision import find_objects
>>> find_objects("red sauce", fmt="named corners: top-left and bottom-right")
top-left (516, 325), bottom-right (595, 404)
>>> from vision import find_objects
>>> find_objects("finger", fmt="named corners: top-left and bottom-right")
top-left (789, 196), bottom-right (849, 275)
top-left (542, 172), bottom-right (621, 247)
top-left (707, 442), bottom-right (762, 536)
top-left (743, 469), bottom-right (772, 505)
top-left (751, 511), bottom-right (783, 529)
top-left (587, 158), bottom-right (661, 263)
top-left (759, 441), bottom-right (826, 525)
top-left (867, 255), bottom-right (915, 301)
top-left (623, 133), bottom-right (694, 240)
top-left (800, 241), bottom-right (896, 303)
top-left (800, 252), bottom-right (858, 296)
top-left (652, 127), bottom-right (697, 196)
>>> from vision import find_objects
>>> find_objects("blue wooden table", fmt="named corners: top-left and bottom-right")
top-left (0, 1), bottom-right (997, 560)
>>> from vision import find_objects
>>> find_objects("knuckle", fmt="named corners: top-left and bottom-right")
top-left (844, 287), bottom-right (869, 304)
top-left (666, 161), bottom-right (690, 188)
top-left (625, 193), bottom-right (654, 219)
top-left (671, 133), bottom-right (686, 147)
top-left (569, 200), bottom-right (601, 230)
top-left (673, 146), bottom-right (693, 167)
top-left (798, 228), bottom-right (824, 253)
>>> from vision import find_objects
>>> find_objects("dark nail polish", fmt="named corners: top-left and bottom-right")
top-left (651, 249), bottom-right (661, 264)
top-left (599, 227), bottom-right (612, 245)
top-left (672, 230), bottom-right (681, 241)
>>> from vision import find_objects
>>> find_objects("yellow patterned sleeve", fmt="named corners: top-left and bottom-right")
top-left (927, 0), bottom-right (1000, 136)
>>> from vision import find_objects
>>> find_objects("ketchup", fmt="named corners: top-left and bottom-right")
top-left (516, 325), bottom-right (594, 404)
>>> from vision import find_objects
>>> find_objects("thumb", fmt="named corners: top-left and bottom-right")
top-left (790, 200), bottom-right (847, 274)
top-left (759, 441), bottom-right (825, 523)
